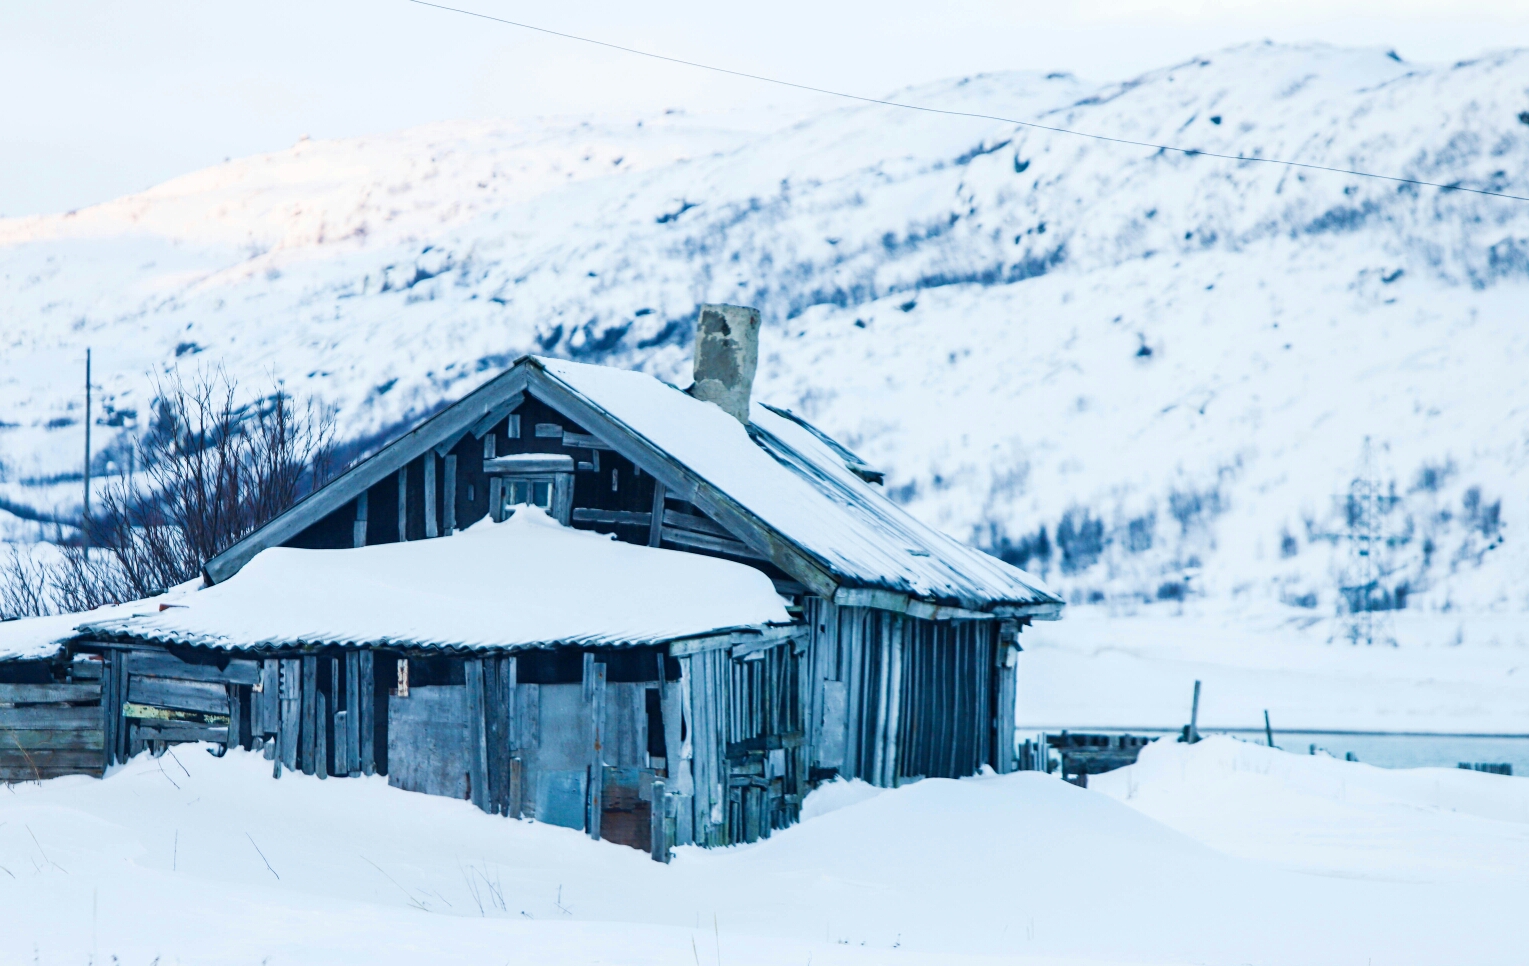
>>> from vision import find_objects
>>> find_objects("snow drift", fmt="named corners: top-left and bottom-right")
top-left (2, 737), bottom-right (1527, 964)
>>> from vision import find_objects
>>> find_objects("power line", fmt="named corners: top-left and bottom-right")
top-left (405, 0), bottom-right (1529, 204)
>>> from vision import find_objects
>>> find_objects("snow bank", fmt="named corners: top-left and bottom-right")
top-left (85, 505), bottom-right (789, 651)
top-left (799, 776), bottom-right (883, 820)
top-left (1094, 734), bottom-right (1529, 882)
top-left (3, 740), bottom-right (1527, 964)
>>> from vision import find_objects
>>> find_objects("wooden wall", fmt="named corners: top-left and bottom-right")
top-left (0, 659), bottom-right (104, 781)
top-left (675, 636), bottom-right (807, 848)
top-left (14, 609), bottom-right (1020, 855)
top-left (281, 393), bottom-right (801, 590)
top-left (802, 601), bottom-right (1013, 787)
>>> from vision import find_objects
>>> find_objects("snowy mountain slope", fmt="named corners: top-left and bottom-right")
top-left (2, 42), bottom-right (1526, 616)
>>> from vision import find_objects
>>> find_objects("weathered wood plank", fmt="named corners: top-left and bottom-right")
top-left (883, 616), bottom-right (904, 786)
top-left (0, 729), bottom-right (105, 751)
top-left (488, 477), bottom-right (504, 522)
top-left (101, 653), bottom-right (119, 769)
top-left (443, 454), bottom-right (458, 534)
top-left (534, 422), bottom-right (563, 438)
top-left (0, 761), bottom-right (102, 782)
top-left (334, 710), bottom-right (349, 774)
top-left (316, 688), bottom-right (328, 780)
top-left (470, 392), bottom-right (524, 439)
top-left (587, 660), bottom-right (606, 840)
top-left (425, 455), bottom-right (437, 541)
top-left (647, 482), bottom-right (666, 547)
top-left (127, 675), bottom-right (230, 715)
top-left (649, 779), bottom-right (669, 862)
top-left (330, 655), bottom-right (342, 773)
top-left (465, 658), bottom-right (489, 812)
top-left (133, 721), bottom-right (228, 743)
top-left (516, 682), bottom-right (539, 751)
top-left (397, 466), bottom-right (409, 542)
top-left (662, 508), bottom-right (733, 539)
top-left (258, 660), bottom-right (279, 735)
top-left (115, 649), bottom-right (130, 763)
top-left (226, 683), bottom-right (242, 750)
top-left (0, 706), bottom-right (106, 730)
top-left (659, 526), bottom-right (768, 561)
top-left (387, 685), bottom-right (470, 799)
top-left (122, 702), bottom-right (227, 724)
top-left (127, 651), bottom-right (260, 686)
top-left (0, 683), bottom-right (100, 704)
top-left (353, 490), bottom-right (369, 548)
top-left (561, 431), bottom-right (613, 450)
top-left (0, 748), bottom-right (105, 778)
top-left (570, 508), bottom-right (653, 527)
top-left (509, 755), bottom-right (523, 820)
top-left (346, 650), bottom-right (361, 775)
top-left (504, 657), bottom-right (518, 815)
top-left (301, 655), bottom-right (317, 776)
top-left (279, 658), bottom-right (300, 772)
top-left (552, 473), bottom-right (573, 525)
top-left (359, 650), bottom-right (375, 775)
top-left (482, 657), bottom-right (501, 813)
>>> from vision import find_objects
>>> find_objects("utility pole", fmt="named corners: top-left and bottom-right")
top-left (83, 348), bottom-right (92, 560)
top-left (1334, 437), bottom-right (1395, 646)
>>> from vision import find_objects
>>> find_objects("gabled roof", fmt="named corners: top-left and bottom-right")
top-left (205, 356), bottom-right (1062, 617)
top-left (85, 506), bottom-right (789, 652)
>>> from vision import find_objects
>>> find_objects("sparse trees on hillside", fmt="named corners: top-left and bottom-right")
top-left (0, 369), bottom-right (337, 617)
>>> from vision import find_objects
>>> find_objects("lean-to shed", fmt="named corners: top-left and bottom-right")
top-left (68, 506), bottom-right (793, 851)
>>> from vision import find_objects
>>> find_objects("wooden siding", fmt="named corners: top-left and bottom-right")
top-left (278, 391), bottom-right (802, 591)
top-left (802, 600), bottom-right (1005, 785)
top-left (0, 679), bottom-right (105, 782)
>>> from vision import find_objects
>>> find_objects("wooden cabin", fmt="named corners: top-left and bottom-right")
top-left (64, 506), bottom-right (792, 853)
top-left (0, 304), bottom-right (1063, 852)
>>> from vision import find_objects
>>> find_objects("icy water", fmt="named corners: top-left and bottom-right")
top-left (1240, 731), bottom-right (1528, 776)
top-left (1035, 730), bottom-right (1529, 776)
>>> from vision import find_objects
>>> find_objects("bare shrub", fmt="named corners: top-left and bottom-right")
top-left (1, 544), bottom-right (53, 619)
top-left (54, 368), bottom-right (337, 611)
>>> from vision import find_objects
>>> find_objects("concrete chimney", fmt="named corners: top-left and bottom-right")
top-left (690, 303), bottom-right (760, 424)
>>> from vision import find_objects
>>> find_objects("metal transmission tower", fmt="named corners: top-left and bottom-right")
top-left (1333, 438), bottom-right (1397, 646)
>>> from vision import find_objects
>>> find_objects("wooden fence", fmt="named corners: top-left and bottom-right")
top-left (0, 678), bottom-right (105, 781)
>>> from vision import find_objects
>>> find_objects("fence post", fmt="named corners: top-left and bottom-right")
top-left (650, 780), bottom-right (670, 863)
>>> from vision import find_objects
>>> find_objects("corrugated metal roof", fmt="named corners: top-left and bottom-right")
top-left (82, 506), bottom-right (790, 652)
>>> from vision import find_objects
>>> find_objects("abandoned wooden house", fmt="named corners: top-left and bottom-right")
top-left (0, 303), bottom-right (1063, 853)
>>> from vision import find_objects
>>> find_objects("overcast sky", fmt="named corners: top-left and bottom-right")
top-left (3, 0), bottom-right (1526, 217)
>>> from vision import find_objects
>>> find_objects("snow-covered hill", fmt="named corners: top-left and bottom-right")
top-left (3, 41), bottom-right (1527, 617)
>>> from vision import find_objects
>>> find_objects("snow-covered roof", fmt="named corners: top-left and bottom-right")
top-left (0, 580), bottom-right (203, 662)
top-left (536, 357), bottom-right (1059, 612)
top-left (204, 355), bottom-right (1061, 616)
top-left (82, 506), bottom-right (790, 652)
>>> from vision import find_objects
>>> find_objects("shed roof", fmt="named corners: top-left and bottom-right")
top-left (81, 506), bottom-right (790, 652)
top-left (0, 580), bottom-right (202, 662)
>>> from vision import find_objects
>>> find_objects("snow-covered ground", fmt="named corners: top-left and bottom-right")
top-left (3, 737), bottom-right (1526, 965)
